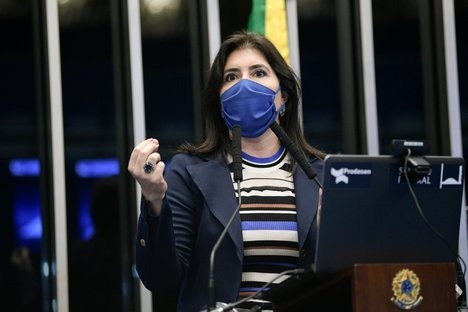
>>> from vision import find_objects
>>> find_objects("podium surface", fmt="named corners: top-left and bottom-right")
top-left (266, 263), bottom-right (456, 312)
top-left (353, 263), bottom-right (456, 311)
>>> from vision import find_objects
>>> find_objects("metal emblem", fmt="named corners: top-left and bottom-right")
top-left (391, 269), bottom-right (423, 310)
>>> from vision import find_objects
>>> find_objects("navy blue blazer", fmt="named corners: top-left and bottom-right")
top-left (136, 152), bottom-right (323, 312)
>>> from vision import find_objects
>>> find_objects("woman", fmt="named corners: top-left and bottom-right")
top-left (128, 31), bottom-right (325, 311)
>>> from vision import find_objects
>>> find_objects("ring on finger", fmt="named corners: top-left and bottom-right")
top-left (143, 161), bottom-right (155, 174)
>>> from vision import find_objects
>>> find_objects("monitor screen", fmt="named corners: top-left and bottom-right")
top-left (314, 155), bottom-right (464, 274)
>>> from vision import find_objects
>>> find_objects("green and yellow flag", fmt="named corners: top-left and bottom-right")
top-left (247, 0), bottom-right (290, 64)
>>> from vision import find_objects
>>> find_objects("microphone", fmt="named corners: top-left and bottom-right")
top-left (231, 125), bottom-right (243, 183)
top-left (270, 122), bottom-right (323, 189)
top-left (207, 125), bottom-right (243, 311)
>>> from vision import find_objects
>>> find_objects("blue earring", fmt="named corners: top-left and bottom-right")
top-left (279, 104), bottom-right (286, 117)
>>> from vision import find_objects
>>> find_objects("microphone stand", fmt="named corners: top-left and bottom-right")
top-left (207, 183), bottom-right (242, 311)
top-left (207, 125), bottom-right (243, 311)
top-left (269, 122), bottom-right (323, 189)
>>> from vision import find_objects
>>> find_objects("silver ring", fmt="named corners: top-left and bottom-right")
top-left (143, 161), bottom-right (154, 174)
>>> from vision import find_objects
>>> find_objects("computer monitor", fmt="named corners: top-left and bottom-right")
top-left (313, 154), bottom-right (464, 274)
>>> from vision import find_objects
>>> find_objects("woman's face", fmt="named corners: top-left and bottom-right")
top-left (220, 48), bottom-right (285, 110)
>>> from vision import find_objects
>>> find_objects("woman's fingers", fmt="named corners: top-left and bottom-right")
top-left (128, 138), bottom-right (159, 172)
top-left (128, 138), bottom-right (168, 207)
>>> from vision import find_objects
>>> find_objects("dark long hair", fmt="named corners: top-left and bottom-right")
top-left (179, 31), bottom-right (324, 159)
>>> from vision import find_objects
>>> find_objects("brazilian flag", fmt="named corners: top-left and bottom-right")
top-left (247, 0), bottom-right (290, 64)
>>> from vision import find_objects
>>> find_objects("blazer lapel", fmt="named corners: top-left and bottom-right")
top-left (186, 158), bottom-right (243, 262)
top-left (294, 165), bottom-right (320, 250)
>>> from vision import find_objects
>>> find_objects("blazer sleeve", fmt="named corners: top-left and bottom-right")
top-left (135, 153), bottom-right (202, 297)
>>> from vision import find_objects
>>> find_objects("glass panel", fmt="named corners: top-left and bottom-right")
top-left (373, 0), bottom-right (431, 154)
top-left (0, 1), bottom-right (45, 310)
top-left (456, 0), bottom-right (468, 192)
top-left (218, 0), bottom-right (251, 39)
top-left (297, 0), bottom-right (344, 153)
top-left (140, 0), bottom-right (195, 160)
top-left (58, 1), bottom-right (136, 311)
top-left (140, 1), bottom-right (195, 309)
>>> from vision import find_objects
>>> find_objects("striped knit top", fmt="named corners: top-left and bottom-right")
top-left (230, 146), bottom-right (299, 305)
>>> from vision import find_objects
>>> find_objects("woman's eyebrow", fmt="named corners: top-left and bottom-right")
top-left (223, 67), bottom-right (240, 75)
top-left (249, 64), bottom-right (271, 72)
top-left (223, 64), bottom-right (270, 75)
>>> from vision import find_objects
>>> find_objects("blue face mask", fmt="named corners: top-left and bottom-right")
top-left (220, 79), bottom-right (285, 138)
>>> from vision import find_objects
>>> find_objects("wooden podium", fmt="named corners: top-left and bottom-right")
top-left (263, 263), bottom-right (456, 311)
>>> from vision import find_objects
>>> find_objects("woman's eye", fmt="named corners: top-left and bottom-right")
top-left (253, 70), bottom-right (266, 78)
top-left (224, 73), bottom-right (237, 82)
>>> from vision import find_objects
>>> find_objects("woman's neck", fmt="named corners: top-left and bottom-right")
top-left (241, 129), bottom-right (281, 158)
